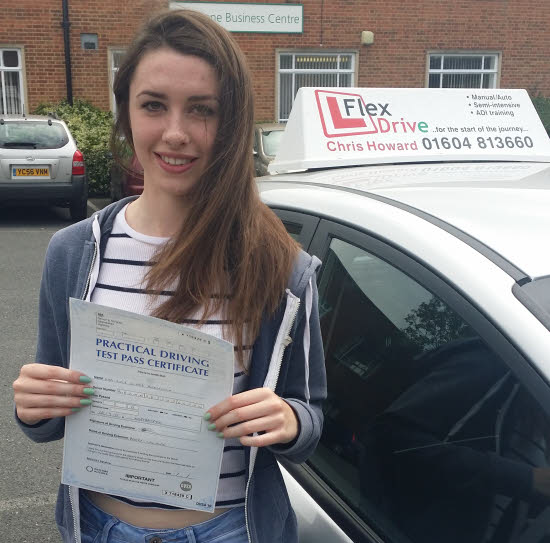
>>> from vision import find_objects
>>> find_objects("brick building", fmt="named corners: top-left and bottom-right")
top-left (1, 0), bottom-right (549, 122)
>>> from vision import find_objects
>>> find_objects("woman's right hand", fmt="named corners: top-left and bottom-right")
top-left (13, 363), bottom-right (94, 425)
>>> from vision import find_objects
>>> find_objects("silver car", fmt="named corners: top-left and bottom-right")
top-left (260, 87), bottom-right (550, 543)
top-left (0, 114), bottom-right (88, 220)
top-left (253, 123), bottom-right (285, 176)
top-left (261, 161), bottom-right (550, 543)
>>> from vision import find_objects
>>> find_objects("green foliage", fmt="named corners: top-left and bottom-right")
top-left (33, 99), bottom-right (114, 196)
top-left (403, 297), bottom-right (474, 352)
top-left (530, 94), bottom-right (550, 134)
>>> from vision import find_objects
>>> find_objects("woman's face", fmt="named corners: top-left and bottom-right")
top-left (128, 48), bottom-right (220, 199)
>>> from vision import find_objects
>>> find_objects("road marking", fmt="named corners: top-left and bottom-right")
top-left (0, 493), bottom-right (57, 512)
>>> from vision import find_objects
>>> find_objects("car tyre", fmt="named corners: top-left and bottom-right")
top-left (70, 183), bottom-right (89, 222)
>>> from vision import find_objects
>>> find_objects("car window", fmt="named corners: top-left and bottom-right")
top-left (272, 209), bottom-right (319, 249)
top-left (0, 121), bottom-right (69, 149)
top-left (310, 237), bottom-right (550, 543)
top-left (261, 129), bottom-right (284, 156)
top-left (282, 220), bottom-right (303, 241)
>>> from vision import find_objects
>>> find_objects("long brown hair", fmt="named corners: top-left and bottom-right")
top-left (111, 9), bottom-right (299, 364)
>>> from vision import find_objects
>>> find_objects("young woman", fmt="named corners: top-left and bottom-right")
top-left (12, 8), bottom-right (326, 543)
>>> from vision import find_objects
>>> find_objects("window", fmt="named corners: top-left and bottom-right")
top-left (81, 34), bottom-right (98, 51)
top-left (278, 52), bottom-right (355, 122)
top-left (261, 129), bottom-right (284, 157)
top-left (0, 49), bottom-right (24, 115)
top-left (0, 121), bottom-right (69, 149)
top-left (109, 49), bottom-right (126, 114)
top-left (428, 53), bottom-right (498, 89)
top-left (309, 236), bottom-right (550, 543)
top-left (272, 209), bottom-right (319, 248)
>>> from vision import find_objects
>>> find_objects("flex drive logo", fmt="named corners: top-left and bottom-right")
top-left (315, 90), bottom-right (428, 138)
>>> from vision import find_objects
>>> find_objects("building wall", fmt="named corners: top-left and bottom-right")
top-left (68, 0), bottom-right (166, 110)
top-left (1, 0), bottom-right (549, 121)
top-left (0, 1), bottom-right (67, 112)
top-left (239, 0), bottom-right (550, 120)
top-left (0, 0), bottom-right (165, 113)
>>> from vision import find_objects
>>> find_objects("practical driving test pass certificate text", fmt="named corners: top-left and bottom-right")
top-left (62, 299), bottom-right (234, 512)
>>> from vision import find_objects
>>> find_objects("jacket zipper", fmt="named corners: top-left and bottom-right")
top-left (244, 290), bottom-right (301, 543)
top-left (82, 240), bottom-right (98, 301)
top-left (68, 486), bottom-right (80, 543)
top-left (265, 291), bottom-right (301, 392)
top-left (70, 238), bottom-right (98, 543)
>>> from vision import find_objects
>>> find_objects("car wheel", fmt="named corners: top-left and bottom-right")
top-left (70, 184), bottom-right (89, 222)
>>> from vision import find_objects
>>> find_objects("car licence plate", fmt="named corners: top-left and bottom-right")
top-left (12, 167), bottom-right (49, 177)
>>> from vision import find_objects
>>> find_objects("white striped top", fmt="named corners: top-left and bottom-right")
top-left (90, 205), bottom-right (249, 509)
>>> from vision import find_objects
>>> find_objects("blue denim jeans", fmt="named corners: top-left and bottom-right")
top-left (79, 491), bottom-right (248, 543)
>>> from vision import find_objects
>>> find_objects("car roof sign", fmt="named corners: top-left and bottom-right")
top-left (269, 88), bottom-right (550, 173)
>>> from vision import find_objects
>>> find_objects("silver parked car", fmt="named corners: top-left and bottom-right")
top-left (261, 88), bottom-right (550, 543)
top-left (0, 114), bottom-right (88, 221)
top-left (261, 162), bottom-right (550, 543)
top-left (253, 123), bottom-right (285, 176)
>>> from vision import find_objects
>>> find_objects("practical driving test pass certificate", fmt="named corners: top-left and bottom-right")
top-left (62, 299), bottom-right (234, 512)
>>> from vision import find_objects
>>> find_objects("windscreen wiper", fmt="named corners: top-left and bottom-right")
top-left (1, 141), bottom-right (38, 148)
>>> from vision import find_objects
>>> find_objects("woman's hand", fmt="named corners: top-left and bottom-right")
top-left (205, 387), bottom-right (299, 447)
top-left (13, 363), bottom-right (94, 425)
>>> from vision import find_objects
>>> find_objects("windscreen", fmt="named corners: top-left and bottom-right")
top-left (0, 121), bottom-right (69, 149)
top-left (262, 129), bottom-right (285, 157)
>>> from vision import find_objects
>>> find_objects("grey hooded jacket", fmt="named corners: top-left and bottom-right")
top-left (16, 197), bottom-right (327, 543)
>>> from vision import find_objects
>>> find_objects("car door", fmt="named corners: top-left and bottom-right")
top-left (277, 216), bottom-right (550, 543)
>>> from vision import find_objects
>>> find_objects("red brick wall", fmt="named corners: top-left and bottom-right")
top-left (0, 0), bottom-right (166, 112)
top-left (234, 0), bottom-right (550, 121)
top-left (68, 0), bottom-right (166, 110)
top-left (2, 0), bottom-right (549, 121)
top-left (0, 1), bottom-right (67, 112)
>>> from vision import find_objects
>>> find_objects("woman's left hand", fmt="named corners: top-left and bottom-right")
top-left (205, 387), bottom-right (299, 447)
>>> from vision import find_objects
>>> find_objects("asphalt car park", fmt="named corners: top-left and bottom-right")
top-left (0, 114), bottom-right (88, 221)
top-left (260, 88), bottom-right (550, 543)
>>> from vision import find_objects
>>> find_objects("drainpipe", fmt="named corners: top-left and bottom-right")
top-left (61, 0), bottom-right (73, 105)
top-left (320, 0), bottom-right (324, 47)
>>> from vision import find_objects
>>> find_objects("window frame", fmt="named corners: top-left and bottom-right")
top-left (309, 218), bottom-right (549, 413)
top-left (281, 216), bottom-right (550, 543)
top-left (425, 51), bottom-right (501, 89)
top-left (0, 47), bottom-right (25, 115)
top-left (276, 49), bottom-right (358, 122)
top-left (271, 208), bottom-right (320, 249)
